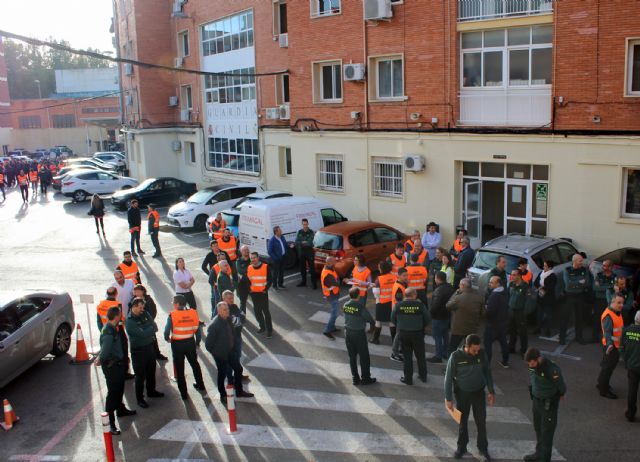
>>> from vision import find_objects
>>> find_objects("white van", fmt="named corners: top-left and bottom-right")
top-left (239, 197), bottom-right (347, 267)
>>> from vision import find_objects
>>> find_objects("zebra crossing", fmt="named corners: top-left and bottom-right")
top-left (149, 309), bottom-right (565, 460)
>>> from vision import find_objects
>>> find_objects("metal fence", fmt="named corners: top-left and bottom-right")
top-left (458, 0), bottom-right (553, 22)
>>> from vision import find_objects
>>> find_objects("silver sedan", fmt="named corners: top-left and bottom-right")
top-left (0, 291), bottom-right (75, 388)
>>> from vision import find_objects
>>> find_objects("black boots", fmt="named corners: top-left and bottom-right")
top-left (369, 327), bottom-right (381, 344)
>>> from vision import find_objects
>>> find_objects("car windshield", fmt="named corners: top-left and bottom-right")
top-left (135, 179), bottom-right (156, 191)
top-left (232, 196), bottom-right (258, 209)
top-left (187, 190), bottom-right (213, 205)
top-left (313, 232), bottom-right (343, 251)
top-left (221, 212), bottom-right (239, 227)
top-left (472, 250), bottom-right (521, 273)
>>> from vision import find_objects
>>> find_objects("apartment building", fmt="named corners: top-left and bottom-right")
top-left (0, 37), bottom-right (10, 151)
top-left (115, 0), bottom-right (640, 255)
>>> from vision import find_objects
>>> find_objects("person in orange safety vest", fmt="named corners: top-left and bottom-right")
top-left (597, 294), bottom-right (625, 399)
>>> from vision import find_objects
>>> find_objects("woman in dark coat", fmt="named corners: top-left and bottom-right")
top-left (88, 194), bottom-right (106, 237)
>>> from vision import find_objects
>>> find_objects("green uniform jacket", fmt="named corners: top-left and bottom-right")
top-left (606, 287), bottom-right (634, 312)
top-left (343, 300), bottom-right (374, 331)
top-left (563, 266), bottom-right (592, 294)
top-left (621, 324), bottom-right (640, 371)
top-left (295, 229), bottom-right (315, 252)
top-left (217, 271), bottom-right (236, 296)
top-left (236, 257), bottom-right (250, 277)
top-left (391, 299), bottom-right (430, 331)
top-left (508, 281), bottom-right (529, 312)
top-left (529, 357), bottom-right (566, 399)
top-left (445, 346), bottom-right (495, 401)
top-left (593, 272), bottom-right (616, 300)
top-left (99, 323), bottom-right (124, 362)
top-left (125, 310), bottom-right (157, 349)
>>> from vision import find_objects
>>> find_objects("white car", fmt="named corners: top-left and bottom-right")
top-left (93, 151), bottom-right (127, 169)
top-left (61, 170), bottom-right (138, 202)
top-left (167, 183), bottom-right (262, 231)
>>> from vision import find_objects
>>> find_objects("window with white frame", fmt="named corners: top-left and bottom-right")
top-left (369, 55), bottom-right (404, 100)
top-left (208, 137), bottom-right (260, 173)
top-left (185, 142), bottom-right (196, 165)
top-left (276, 73), bottom-right (290, 105)
top-left (372, 158), bottom-right (403, 198)
top-left (313, 61), bottom-right (342, 102)
top-left (181, 85), bottom-right (193, 110)
top-left (201, 10), bottom-right (253, 56)
top-left (622, 168), bottom-right (640, 217)
top-left (627, 39), bottom-right (640, 96)
top-left (279, 146), bottom-right (292, 177)
top-left (311, 0), bottom-right (341, 18)
top-left (273, 0), bottom-right (288, 35)
top-left (461, 26), bottom-right (552, 88)
top-left (204, 67), bottom-right (256, 104)
top-left (317, 155), bottom-right (344, 192)
top-left (179, 31), bottom-right (189, 57)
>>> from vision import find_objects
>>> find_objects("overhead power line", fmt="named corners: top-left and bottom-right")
top-left (0, 29), bottom-right (287, 77)
top-left (0, 91), bottom-right (123, 115)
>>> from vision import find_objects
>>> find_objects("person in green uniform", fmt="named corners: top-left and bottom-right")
top-left (524, 347), bottom-right (566, 462)
top-left (295, 218), bottom-right (317, 289)
top-left (343, 287), bottom-right (377, 386)
top-left (445, 334), bottom-right (495, 462)
top-left (621, 311), bottom-right (640, 422)
top-left (392, 287), bottom-right (430, 385)
top-left (508, 269), bottom-right (530, 356)
top-left (95, 306), bottom-right (136, 435)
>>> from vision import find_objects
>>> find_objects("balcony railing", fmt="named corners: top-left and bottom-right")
top-left (458, 0), bottom-right (553, 22)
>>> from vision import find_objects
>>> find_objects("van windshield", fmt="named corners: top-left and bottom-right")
top-left (472, 250), bottom-right (520, 273)
top-left (313, 232), bottom-right (343, 250)
top-left (221, 212), bottom-right (239, 227)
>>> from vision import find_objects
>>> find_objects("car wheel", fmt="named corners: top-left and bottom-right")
top-left (51, 324), bottom-right (72, 356)
top-left (284, 247), bottom-right (298, 270)
top-left (73, 190), bottom-right (87, 202)
top-left (194, 214), bottom-right (208, 231)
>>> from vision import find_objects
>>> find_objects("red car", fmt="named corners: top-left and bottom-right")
top-left (313, 221), bottom-right (407, 279)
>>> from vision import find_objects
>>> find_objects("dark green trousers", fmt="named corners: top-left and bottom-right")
top-left (532, 396), bottom-right (559, 462)
top-left (345, 329), bottom-right (371, 380)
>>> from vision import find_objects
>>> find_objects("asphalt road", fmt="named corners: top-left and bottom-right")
top-left (0, 185), bottom-right (638, 462)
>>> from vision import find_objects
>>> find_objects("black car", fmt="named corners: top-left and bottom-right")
top-left (111, 177), bottom-right (197, 210)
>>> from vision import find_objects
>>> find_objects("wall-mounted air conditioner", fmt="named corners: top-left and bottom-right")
top-left (343, 63), bottom-right (365, 81)
top-left (279, 33), bottom-right (288, 48)
top-left (265, 108), bottom-right (280, 120)
top-left (124, 63), bottom-right (134, 75)
top-left (168, 96), bottom-right (179, 107)
top-left (404, 155), bottom-right (425, 172)
top-left (364, 0), bottom-right (393, 20)
top-left (279, 104), bottom-right (290, 120)
top-left (180, 109), bottom-right (191, 122)
top-left (174, 57), bottom-right (184, 68)
top-left (172, 140), bottom-right (182, 151)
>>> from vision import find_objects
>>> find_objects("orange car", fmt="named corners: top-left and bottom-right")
top-left (313, 221), bottom-right (407, 279)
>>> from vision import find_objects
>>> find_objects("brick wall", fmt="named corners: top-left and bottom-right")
top-left (9, 97), bottom-right (120, 129)
top-left (0, 37), bottom-right (11, 128)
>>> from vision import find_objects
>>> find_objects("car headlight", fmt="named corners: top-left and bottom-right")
top-left (171, 213), bottom-right (184, 217)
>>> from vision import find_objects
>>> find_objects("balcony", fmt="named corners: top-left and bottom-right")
top-left (459, 87), bottom-right (551, 127)
top-left (458, 0), bottom-right (553, 22)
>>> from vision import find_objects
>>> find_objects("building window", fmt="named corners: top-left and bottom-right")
top-left (627, 39), bottom-right (640, 96)
top-left (276, 74), bottom-right (290, 104)
top-left (317, 155), bottom-right (344, 192)
top-left (372, 158), bottom-right (403, 198)
top-left (18, 116), bottom-right (41, 129)
top-left (205, 67), bottom-right (256, 104)
top-left (368, 55), bottom-right (404, 100)
top-left (279, 146), bottom-right (292, 177)
top-left (202, 10), bottom-right (253, 57)
top-left (313, 61), bottom-right (342, 103)
top-left (185, 142), bottom-right (196, 164)
top-left (208, 137), bottom-right (260, 173)
top-left (461, 26), bottom-right (552, 88)
top-left (274, 1), bottom-right (288, 35)
top-left (179, 31), bottom-right (189, 57)
top-left (311, 0), bottom-right (341, 18)
top-left (81, 107), bottom-right (120, 114)
top-left (52, 114), bottom-right (76, 128)
top-left (623, 168), bottom-right (640, 217)
top-left (181, 85), bottom-right (193, 109)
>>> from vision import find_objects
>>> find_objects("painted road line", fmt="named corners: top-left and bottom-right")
top-left (309, 311), bottom-right (436, 345)
top-left (150, 420), bottom-right (564, 460)
top-left (237, 384), bottom-right (529, 424)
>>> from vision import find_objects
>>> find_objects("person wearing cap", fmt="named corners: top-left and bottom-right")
top-left (421, 221), bottom-right (442, 263)
top-left (621, 311), bottom-right (640, 422)
top-left (523, 348), bottom-right (566, 462)
top-left (131, 284), bottom-right (167, 361)
top-left (147, 204), bottom-right (162, 258)
top-left (164, 294), bottom-right (205, 400)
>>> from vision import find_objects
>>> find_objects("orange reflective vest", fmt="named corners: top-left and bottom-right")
top-left (453, 239), bottom-right (463, 253)
top-left (321, 267), bottom-right (340, 297)
top-left (405, 239), bottom-right (415, 253)
top-left (388, 253), bottom-right (406, 277)
top-left (406, 265), bottom-right (428, 290)
top-left (218, 236), bottom-right (238, 261)
top-left (118, 261), bottom-right (140, 284)
top-left (0, 173), bottom-right (4, 184)
top-left (392, 281), bottom-right (407, 304)
top-left (169, 308), bottom-right (200, 341)
top-left (377, 273), bottom-right (396, 304)
top-left (29, 171), bottom-right (38, 182)
top-left (247, 263), bottom-right (268, 293)
top-left (522, 270), bottom-right (533, 284)
top-left (351, 265), bottom-right (372, 297)
top-left (210, 218), bottom-right (226, 239)
top-left (601, 307), bottom-right (624, 348)
top-left (97, 299), bottom-right (120, 327)
top-left (17, 174), bottom-right (28, 186)
top-left (148, 210), bottom-right (160, 228)
top-left (410, 249), bottom-right (428, 265)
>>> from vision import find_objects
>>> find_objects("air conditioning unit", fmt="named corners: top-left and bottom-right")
top-left (364, 0), bottom-right (393, 20)
top-left (174, 57), bottom-right (184, 68)
top-left (168, 96), bottom-right (179, 107)
top-left (171, 140), bottom-right (182, 151)
top-left (180, 109), bottom-right (191, 122)
top-left (172, 0), bottom-right (182, 14)
top-left (279, 104), bottom-right (290, 120)
top-left (279, 33), bottom-right (288, 48)
top-left (404, 155), bottom-right (425, 172)
top-left (125, 95), bottom-right (133, 106)
top-left (124, 63), bottom-right (133, 75)
top-left (343, 63), bottom-right (366, 81)
top-left (265, 107), bottom-right (280, 120)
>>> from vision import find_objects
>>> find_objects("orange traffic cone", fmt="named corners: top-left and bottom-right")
top-left (1, 399), bottom-right (19, 431)
top-left (70, 324), bottom-right (93, 365)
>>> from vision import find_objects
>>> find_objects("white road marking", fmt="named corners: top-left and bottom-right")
top-left (238, 384), bottom-right (529, 424)
top-left (150, 420), bottom-right (565, 460)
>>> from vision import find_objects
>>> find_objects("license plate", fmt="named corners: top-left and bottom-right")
top-left (316, 251), bottom-right (328, 258)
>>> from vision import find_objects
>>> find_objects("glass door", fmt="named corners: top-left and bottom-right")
top-left (504, 181), bottom-right (531, 234)
top-left (464, 181), bottom-right (482, 249)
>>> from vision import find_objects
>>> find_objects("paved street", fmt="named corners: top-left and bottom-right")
top-left (0, 186), bottom-right (639, 462)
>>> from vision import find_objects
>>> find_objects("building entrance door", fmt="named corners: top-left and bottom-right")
top-left (464, 180), bottom-right (482, 249)
top-left (504, 180), bottom-right (530, 234)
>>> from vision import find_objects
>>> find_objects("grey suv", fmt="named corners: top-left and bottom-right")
top-left (467, 234), bottom-right (580, 292)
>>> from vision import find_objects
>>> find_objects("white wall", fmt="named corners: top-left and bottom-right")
top-left (55, 68), bottom-right (119, 94)
top-left (10, 127), bottom-right (108, 154)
